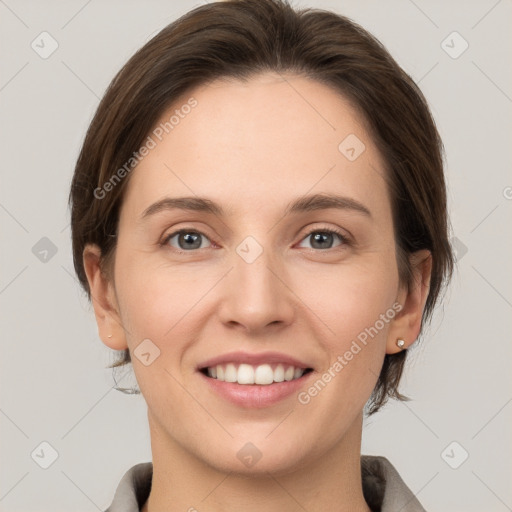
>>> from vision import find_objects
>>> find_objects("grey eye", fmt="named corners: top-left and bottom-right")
top-left (165, 231), bottom-right (211, 251)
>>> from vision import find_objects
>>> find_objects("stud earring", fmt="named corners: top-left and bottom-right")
top-left (396, 338), bottom-right (405, 349)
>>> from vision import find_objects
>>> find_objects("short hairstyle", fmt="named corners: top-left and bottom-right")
top-left (68, 0), bottom-right (454, 414)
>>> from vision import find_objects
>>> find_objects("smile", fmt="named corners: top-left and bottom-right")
top-left (201, 363), bottom-right (313, 385)
top-left (197, 351), bottom-right (315, 408)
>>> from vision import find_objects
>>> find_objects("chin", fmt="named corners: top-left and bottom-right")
top-left (194, 434), bottom-right (312, 477)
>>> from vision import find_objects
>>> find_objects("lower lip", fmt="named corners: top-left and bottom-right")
top-left (199, 371), bottom-right (313, 408)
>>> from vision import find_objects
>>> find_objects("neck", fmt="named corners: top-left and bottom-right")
top-left (142, 411), bottom-right (371, 512)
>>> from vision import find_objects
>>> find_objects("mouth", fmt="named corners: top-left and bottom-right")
top-left (200, 363), bottom-right (314, 385)
top-left (197, 351), bottom-right (315, 408)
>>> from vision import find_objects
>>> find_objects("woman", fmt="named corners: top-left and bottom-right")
top-left (68, 0), bottom-right (454, 510)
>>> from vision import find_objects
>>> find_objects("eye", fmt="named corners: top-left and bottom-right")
top-left (297, 227), bottom-right (349, 250)
top-left (162, 229), bottom-right (213, 251)
top-left (161, 226), bottom-right (350, 253)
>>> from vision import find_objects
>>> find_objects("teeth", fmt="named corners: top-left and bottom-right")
top-left (225, 363), bottom-right (237, 383)
top-left (237, 364), bottom-right (254, 384)
top-left (284, 366), bottom-right (295, 381)
top-left (274, 364), bottom-right (285, 382)
top-left (254, 364), bottom-right (274, 385)
top-left (206, 363), bottom-right (307, 385)
top-left (293, 367), bottom-right (303, 379)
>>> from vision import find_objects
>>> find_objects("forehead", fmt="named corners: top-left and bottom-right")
top-left (120, 72), bottom-right (389, 221)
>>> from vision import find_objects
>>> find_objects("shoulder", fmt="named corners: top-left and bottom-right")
top-left (361, 455), bottom-right (427, 512)
top-left (104, 462), bottom-right (153, 512)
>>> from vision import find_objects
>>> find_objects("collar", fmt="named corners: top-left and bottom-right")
top-left (104, 455), bottom-right (426, 512)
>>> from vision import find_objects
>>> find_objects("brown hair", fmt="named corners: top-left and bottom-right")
top-left (68, 0), bottom-right (454, 414)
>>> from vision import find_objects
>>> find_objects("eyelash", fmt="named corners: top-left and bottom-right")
top-left (159, 225), bottom-right (351, 254)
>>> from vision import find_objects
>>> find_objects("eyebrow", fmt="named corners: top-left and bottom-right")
top-left (140, 193), bottom-right (372, 220)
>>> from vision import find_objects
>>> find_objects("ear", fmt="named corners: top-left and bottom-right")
top-left (82, 243), bottom-right (128, 351)
top-left (386, 249), bottom-right (432, 354)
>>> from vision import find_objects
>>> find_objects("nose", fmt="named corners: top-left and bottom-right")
top-left (217, 240), bottom-right (296, 334)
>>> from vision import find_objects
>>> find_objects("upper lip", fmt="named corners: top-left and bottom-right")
top-left (197, 351), bottom-right (313, 370)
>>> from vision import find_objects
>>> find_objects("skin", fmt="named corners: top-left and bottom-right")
top-left (83, 72), bottom-right (431, 512)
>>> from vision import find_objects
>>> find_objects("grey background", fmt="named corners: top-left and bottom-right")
top-left (1, 0), bottom-right (511, 510)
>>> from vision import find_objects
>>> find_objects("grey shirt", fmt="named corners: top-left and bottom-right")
top-left (104, 455), bottom-right (426, 512)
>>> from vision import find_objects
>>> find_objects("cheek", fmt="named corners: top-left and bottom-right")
top-left (113, 258), bottom-right (208, 411)
top-left (292, 256), bottom-right (398, 408)
top-left (295, 267), bottom-right (398, 413)
top-left (114, 249), bottom-right (223, 356)
top-left (295, 255), bottom-right (399, 345)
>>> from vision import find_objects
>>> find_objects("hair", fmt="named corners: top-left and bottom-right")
top-left (68, 0), bottom-right (454, 414)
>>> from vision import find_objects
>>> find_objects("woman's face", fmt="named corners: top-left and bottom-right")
top-left (86, 72), bottom-right (427, 475)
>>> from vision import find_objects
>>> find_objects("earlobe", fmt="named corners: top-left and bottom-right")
top-left (82, 244), bottom-right (128, 351)
top-left (385, 249), bottom-right (432, 354)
